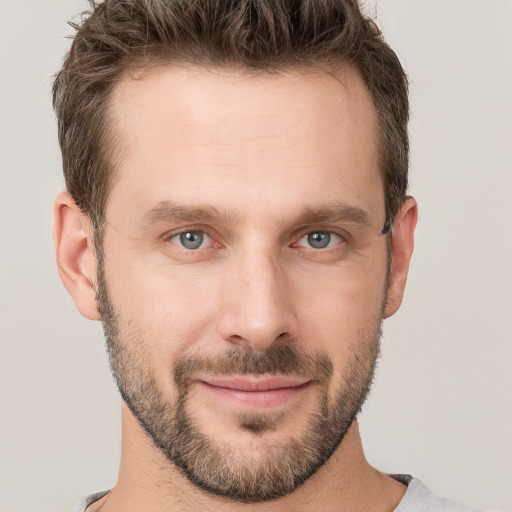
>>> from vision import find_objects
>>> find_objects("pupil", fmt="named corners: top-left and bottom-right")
top-left (180, 232), bottom-right (203, 249)
top-left (308, 231), bottom-right (330, 249)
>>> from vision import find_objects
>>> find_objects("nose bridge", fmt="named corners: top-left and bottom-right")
top-left (218, 241), bottom-right (297, 350)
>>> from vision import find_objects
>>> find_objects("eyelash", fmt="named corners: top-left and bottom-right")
top-left (163, 228), bottom-right (349, 252)
top-left (164, 230), bottom-right (218, 251)
top-left (292, 231), bottom-right (344, 250)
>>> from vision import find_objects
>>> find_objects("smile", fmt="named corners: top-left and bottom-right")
top-left (196, 377), bottom-right (313, 408)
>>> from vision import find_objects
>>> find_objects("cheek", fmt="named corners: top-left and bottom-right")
top-left (293, 264), bottom-right (386, 381)
top-left (103, 250), bottom-right (225, 380)
top-left (297, 271), bottom-right (386, 336)
top-left (303, 281), bottom-right (384, 399)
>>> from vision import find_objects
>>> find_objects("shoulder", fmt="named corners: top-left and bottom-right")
top-left (394, 476), bottom-right (484, 512)
top-left (69, 490), bottom-right (109, 512)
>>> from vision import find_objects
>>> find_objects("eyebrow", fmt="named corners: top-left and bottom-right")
top-left (141, 201), bottom-right (241, 226)
top-left (293, 202), bottom-right (373, 229)
top-left (140, 200), bottom-right (374, 230)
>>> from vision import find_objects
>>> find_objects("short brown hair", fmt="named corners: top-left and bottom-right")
top-left (53, 0), bottom-right (409, 235)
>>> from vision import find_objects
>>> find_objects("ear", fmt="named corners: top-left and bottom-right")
top-left (383, 196), bottom-right (418, 319)
top-left (53, 192), bottom-right (100, 320)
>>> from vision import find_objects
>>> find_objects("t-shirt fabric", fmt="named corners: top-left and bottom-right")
top-left (392, 475), bottom-right (481, 512)
top-left (69, 476), bottom-right (482, 512)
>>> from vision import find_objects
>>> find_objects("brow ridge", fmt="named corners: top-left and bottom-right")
top-left (140, 200), bottom-right (374, 230)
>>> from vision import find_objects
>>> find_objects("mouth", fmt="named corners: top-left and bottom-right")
top-left (196, 376), bottom-right (313, 408)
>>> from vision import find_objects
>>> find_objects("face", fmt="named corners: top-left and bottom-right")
top-left (98, 66), bottom-right (389, 502)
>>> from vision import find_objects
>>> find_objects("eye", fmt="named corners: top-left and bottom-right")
top-left (169, 231), bottom-right (212, 250)
top-left (295, 231), bottom-right (342, 249)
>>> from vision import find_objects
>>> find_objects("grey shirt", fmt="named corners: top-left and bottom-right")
top-left (70, 476), bottom-right (482, 512)
top-left (392, 475), bottom-right (481, 512)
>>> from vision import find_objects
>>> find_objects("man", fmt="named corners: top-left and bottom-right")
top-left (52, 1), bottom-right (481, 511)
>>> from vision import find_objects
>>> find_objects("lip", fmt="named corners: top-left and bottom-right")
top-left (196, 376), bottom-right (313, 408)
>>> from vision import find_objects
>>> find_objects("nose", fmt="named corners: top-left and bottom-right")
top-left (218, 248), bottom-right (299, 351)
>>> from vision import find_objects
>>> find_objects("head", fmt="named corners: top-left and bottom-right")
top-left (53, 0), bottom-right (417, 504)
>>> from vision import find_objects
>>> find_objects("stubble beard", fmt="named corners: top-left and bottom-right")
top-left (96, 262), bottom-right (382, 503)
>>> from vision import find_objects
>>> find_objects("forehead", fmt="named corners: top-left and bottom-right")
top-left (106, 65), bottom-right (383, 231)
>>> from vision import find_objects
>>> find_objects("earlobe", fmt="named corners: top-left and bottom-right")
top-left (53, 192), bottom-right (101, 321)
top-left (383, 196), bottom-right (418, 319)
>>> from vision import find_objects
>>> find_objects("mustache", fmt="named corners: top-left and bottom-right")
top-left (173, 345), bottom-right (333, 389)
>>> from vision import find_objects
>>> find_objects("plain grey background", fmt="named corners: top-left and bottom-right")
top-left (0, 1), bottom-right (510, 511)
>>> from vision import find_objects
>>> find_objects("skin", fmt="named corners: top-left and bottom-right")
top-left (53, 64), bottom-right (417, 511)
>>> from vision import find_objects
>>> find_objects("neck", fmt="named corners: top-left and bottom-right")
top-left (90, 405), bottom-right (406, 512)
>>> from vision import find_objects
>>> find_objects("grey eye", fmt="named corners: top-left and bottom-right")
top-left (295, 231), bottom-right (341, 250)
top-left (178, 231), bottom-right (205, 249)
top-left (306, 231), bottom-right (332, 249)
